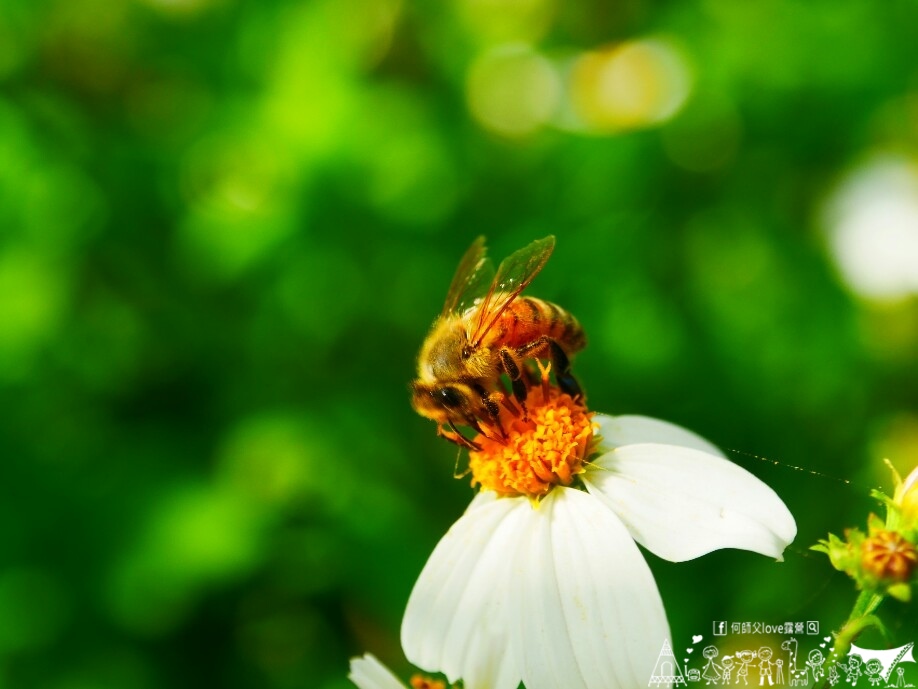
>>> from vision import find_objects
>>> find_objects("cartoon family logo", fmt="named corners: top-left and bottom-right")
top-left (648, 636), bottom-right (916, 688)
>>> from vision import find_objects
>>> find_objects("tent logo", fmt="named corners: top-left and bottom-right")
top-left (842, 642), bottom-right (915, 686)
top-left (650, 635), bottom-right (917, 687)
top-left (648, 639), bottom-right (687, 687)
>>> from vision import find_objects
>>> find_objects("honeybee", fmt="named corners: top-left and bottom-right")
top-left (411, 236), bottom-right (586, 449)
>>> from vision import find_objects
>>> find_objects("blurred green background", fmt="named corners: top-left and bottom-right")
top-left (2, 0), bottom-right (918, 686)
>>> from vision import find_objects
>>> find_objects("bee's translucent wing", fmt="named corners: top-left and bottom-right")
top-left (441, 236), bottom-right (496, 317)
top-left (469, 235), bottom-right (555, 346)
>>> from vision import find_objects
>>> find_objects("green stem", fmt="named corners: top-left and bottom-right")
top-left (818, 590), bottom-right (886, 689)
top-left (834, 590), bottom-right (885, 654)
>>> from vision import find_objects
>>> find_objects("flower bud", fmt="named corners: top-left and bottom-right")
top-left (861, 529), bottom-right (918, 584)
top-left (898, 466), bottom-right (918, 524)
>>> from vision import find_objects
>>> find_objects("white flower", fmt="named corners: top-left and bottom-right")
top-left (401, 390), bottom-right (796, 689)
top-left (348, 654), bottom-right (407, 689)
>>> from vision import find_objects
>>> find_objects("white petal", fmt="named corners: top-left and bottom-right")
top-left (511, 487), bottom-right (670, 689)
top-left (465, 488), bottom-right (498, 513)
top-left (401, 493), bottom-right (527, 689)
top-left (348, 654), bottom-right (406, 689)
top-left (585, 444), bottom-right (797, 562)
top-left (594, 414), bottom-right (725, 457)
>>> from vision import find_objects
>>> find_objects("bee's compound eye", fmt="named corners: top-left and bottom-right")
top-left (436, 387), bottom-right (463, 409)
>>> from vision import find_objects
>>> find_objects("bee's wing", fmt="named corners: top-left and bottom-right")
top-left (441, 236), bottom-right (496, 318)
top-left (469, 235), bottom-right (555, 346)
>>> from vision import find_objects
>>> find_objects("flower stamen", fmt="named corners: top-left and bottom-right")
top-left (537, 359), bottom-right (552, 401)
top-left (468, 367), bottom-right (594, 500)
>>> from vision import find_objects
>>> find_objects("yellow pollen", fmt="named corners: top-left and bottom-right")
top-left (469, 383), bottom-right (594, 500)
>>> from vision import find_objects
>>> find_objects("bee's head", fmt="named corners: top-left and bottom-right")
top-left (410, 380), bottom-right (477, 425)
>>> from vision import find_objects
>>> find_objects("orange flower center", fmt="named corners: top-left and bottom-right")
top-left (861, 529), bottom-right (918, 583)
top-left (410, 675), bottom-right (449, 689)
top-left (468, 383), bottom-right (594, 500)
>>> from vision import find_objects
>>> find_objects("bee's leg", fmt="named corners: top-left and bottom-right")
top-left (499, 347), bottom-right (529, 419)
top-left (494, 391), bottom-right (521, 418)
top-left (547, 339), bottom-right (582, 398)
top-left (471, 383), bottom-right (510, 440)
top-left (496, 376), bottom-right (524, 413)
top-left (484, 393), bottom-right (512, 439)
top-left (464, 409), bottom-right (506, 444)
top-left (438, 422), bottom-right (482, 451)
top-left (515, 337), bottom-right (583, 399)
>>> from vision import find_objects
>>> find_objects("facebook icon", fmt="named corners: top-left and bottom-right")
top-left (713, 621), bottom-right (727, 636)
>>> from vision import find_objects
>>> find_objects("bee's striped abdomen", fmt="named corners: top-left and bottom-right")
top-left (492, 296), bottom-right (586, 354)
